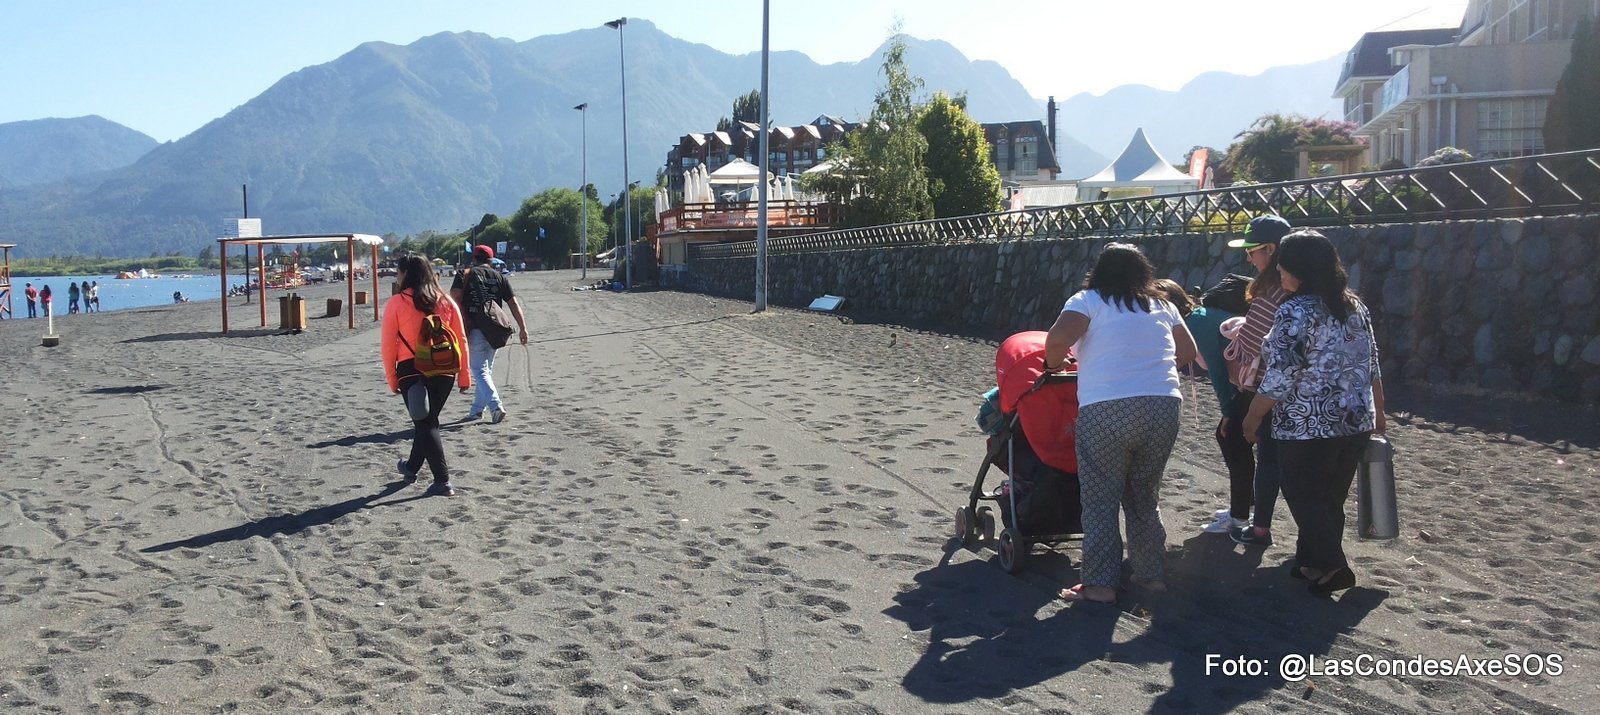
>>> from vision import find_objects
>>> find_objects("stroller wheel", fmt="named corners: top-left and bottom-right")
top-left (998, 528), bottom-right (1028, 574)
top-left (954, 506), bottom-right (978, 545)
top-left (978, 508), bottom-right (996, 542)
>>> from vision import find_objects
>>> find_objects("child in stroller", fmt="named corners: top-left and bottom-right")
top-left (956, 331), bottom-right (1083, 573)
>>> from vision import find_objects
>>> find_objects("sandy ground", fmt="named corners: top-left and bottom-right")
top-left (1, 270), bottom-right (1596, 714)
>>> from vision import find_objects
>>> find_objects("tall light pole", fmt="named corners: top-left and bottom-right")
top-left (605, 17), bottom-right (632, 291)
top-left (754, 0), bottom-right (771, 311)
top-left (575, 102), bottom-right (589, 279)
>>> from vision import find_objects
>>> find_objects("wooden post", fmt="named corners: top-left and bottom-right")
top-left (221, 241), bottom-right (230, 334)
top-left (258, 245), bottom-right (267, 327)
top-left (346, 238), bottom-right (356, 329)
top-left (371, 243), bottom-right (380, 323)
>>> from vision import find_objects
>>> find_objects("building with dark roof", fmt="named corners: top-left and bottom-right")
top-left (1336, 0), bottom-right (1596, 166)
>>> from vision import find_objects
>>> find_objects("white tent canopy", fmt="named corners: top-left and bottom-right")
top-left (1078, 128), bottom-right (1197, 193)
top-left (708, 158), bottom-right (773, 186)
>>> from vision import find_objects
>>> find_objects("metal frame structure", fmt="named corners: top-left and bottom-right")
top-left (216, 234), bottom-right (383, 334)
top-left (692, 148), bottom-right (1600, 259)
top-left (0, 244), bottom-right (13, 319)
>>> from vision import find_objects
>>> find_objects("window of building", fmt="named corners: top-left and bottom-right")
top-left (1015, 141), bottom-right (1036, 174)
top-left (1477, 98), bottom-right (1547, 158)
top-left (816, 147), bottom-right (827, 160)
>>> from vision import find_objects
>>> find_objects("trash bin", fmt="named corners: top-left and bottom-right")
top-left (279, 294), bottom-right (306, 330)
top-left (326, 298), bottom-right (343, 317)
top-left (355, 290), bottom-right (368, 305)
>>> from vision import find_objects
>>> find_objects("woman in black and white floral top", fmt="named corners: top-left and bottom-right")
top-left (1244, 230), bottom-right (1386, 597)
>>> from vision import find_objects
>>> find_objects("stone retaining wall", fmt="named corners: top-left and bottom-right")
top-left (672, 217), bottom-right (1600, 403)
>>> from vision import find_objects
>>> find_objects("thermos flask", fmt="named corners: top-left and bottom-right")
top-left (1357, 435), bottom-right (1399, 540)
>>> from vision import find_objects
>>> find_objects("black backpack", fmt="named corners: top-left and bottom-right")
top-left (1200, 273), bottom-right (1252, 316)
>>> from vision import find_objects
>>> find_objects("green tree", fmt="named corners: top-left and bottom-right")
top-left (1545, 15), bottom-right (1600, 151)
top-left (715, 89), bottom-right (762, 133)
top-left (508, 188), bottom-right (596, 267)
top-left (917, 91), bottom-right (1002, 217)
top-left (1223, 114), bottom-right (1358, 182)
top-left (820, 31), bottom-right (932, 226)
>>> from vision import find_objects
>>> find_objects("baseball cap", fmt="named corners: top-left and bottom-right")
top-left (1227, 215), bottom-right (1292, 249)
top-left (473, 244), bottom-right (494, 260)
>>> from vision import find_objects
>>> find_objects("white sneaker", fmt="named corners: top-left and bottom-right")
top-left (1202, 513), bottom-right (1248, 533)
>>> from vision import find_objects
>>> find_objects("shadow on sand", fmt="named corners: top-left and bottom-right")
top-left (139, 479), bottom-right (437, 553)
top-left (887, 534), bottom-right (1384, 712)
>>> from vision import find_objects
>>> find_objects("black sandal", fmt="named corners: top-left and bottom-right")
top-left (1308, 568), bottom-right (1356, 597)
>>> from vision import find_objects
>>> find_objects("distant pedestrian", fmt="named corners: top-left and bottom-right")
top-left (68, 282), bottom-right (81, 314)
top-left (79, 281), bottom-right (92, 313)
top-left (24, 282), bottom-right (38, 318)
top-left (40, 284), bottom-right (53, 316)
top-left (383, 254), bottom-right (471, 497)
top-left (88, 281), bottom-right (100, 312)
top-left (449, 244), bottom-right (529, 423)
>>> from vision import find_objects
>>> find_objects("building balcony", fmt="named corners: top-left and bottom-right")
top-left (1362, 39), bottom-right (1572, 133)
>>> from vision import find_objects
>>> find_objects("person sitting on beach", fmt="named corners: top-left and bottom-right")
top-left (1243, 230), bottom-right (1386, 597)
top-left (382, 254), bottom-right (472, 497)
top-left (173, 291), bottom-right (188, 303)
top-left (1045, 243), bottom-right (1198, 605)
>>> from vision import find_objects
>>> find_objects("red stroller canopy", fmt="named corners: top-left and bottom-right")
top-left (995, 331), bottom-right (1079, 473)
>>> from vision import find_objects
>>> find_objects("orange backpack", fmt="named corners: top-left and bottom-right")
top-left (401, 313), bottom-right (463, 377)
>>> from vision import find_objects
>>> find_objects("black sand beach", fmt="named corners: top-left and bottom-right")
top-left (1, 271), bottom-right (1596, 713)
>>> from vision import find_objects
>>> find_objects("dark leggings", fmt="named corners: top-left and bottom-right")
top-left (399, 364), bottom-right (455, 483)
top-left (1216, 390), bottom-right (1257, 519)
top-left (1279, 432), bottom-right (1371, 574)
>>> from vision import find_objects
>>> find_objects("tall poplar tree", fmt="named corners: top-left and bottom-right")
top-left (918, 92), bottom-right (1002, 217)
top-left (1545, 16), bottom-right (1600, 152)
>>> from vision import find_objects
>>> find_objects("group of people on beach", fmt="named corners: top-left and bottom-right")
top-left (380, 244), bottom-right (529, 497)
top-left (20, 281), bottom-right (99, 318)
top-left (1046, 216), bottom-right (1384, 604)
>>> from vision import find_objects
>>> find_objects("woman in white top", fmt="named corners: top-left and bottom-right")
top-left (1045, 243), bottom-right (1198, 604)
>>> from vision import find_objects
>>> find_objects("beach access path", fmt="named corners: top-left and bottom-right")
top-left (1, 270), bottom-right (1596, 713)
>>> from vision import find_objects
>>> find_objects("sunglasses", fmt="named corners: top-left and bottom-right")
top-left (1245, 244), bottom-right (1272, 255)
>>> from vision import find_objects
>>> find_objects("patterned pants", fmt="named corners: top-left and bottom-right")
top-left (1075, 395), bottom-right (1182, 588)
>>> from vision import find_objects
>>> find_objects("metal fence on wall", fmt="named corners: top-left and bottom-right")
top-left (690, 148), bottom-right (1600, 260)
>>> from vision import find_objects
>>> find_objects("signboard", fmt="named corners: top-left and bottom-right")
top-left (227, 218), bottom-right (262, 238)
top-left (1188, 148), bottom-right (1209, 186)
top-left (497, 241), bottom-right (508, 255)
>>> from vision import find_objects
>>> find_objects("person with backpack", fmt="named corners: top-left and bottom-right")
top-left (1199, 215), bottom-right (1292, 547)
top-left (449, 244), bottom-right (528, 424)
top-left (382, 254), bottom-right (472, 497)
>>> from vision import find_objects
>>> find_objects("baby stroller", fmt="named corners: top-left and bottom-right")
top-left (955, 331), bottom-right (1083, 573)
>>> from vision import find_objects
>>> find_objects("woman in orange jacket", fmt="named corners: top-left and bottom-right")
top-left (381, 254), bottom-right (471, 496)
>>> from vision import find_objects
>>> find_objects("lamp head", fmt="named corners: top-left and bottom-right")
top-left (605, 18), bottom-right (626, 29)
top-left (574, 102), bottom-right (588, 111)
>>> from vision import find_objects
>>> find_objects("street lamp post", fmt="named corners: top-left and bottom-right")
top-left (574, 102), bottom-right (589, 279)
top-left (755, 0), bottom-right (771, 311)
top-left (605, 17), bottom-right (632, 291)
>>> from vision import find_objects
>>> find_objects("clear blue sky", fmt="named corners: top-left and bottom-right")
top-left (1, 0), bottom-right (1468, 142)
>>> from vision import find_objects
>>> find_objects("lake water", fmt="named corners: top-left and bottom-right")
top-left (12, 273), bottom-right (230, 314)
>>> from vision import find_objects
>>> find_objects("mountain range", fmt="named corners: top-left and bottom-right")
top-left (0, 116), bottom-right (157, 189)
top-left (0, 20), bottom-right (1346, 258)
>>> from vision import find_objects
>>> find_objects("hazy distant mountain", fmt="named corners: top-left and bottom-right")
top-left (0, 116), bottom-right (157, 187)
top-left (1058, 55), bottom-right (1347, 176)
top-left (0, 23), bottom-right (1096, 257)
